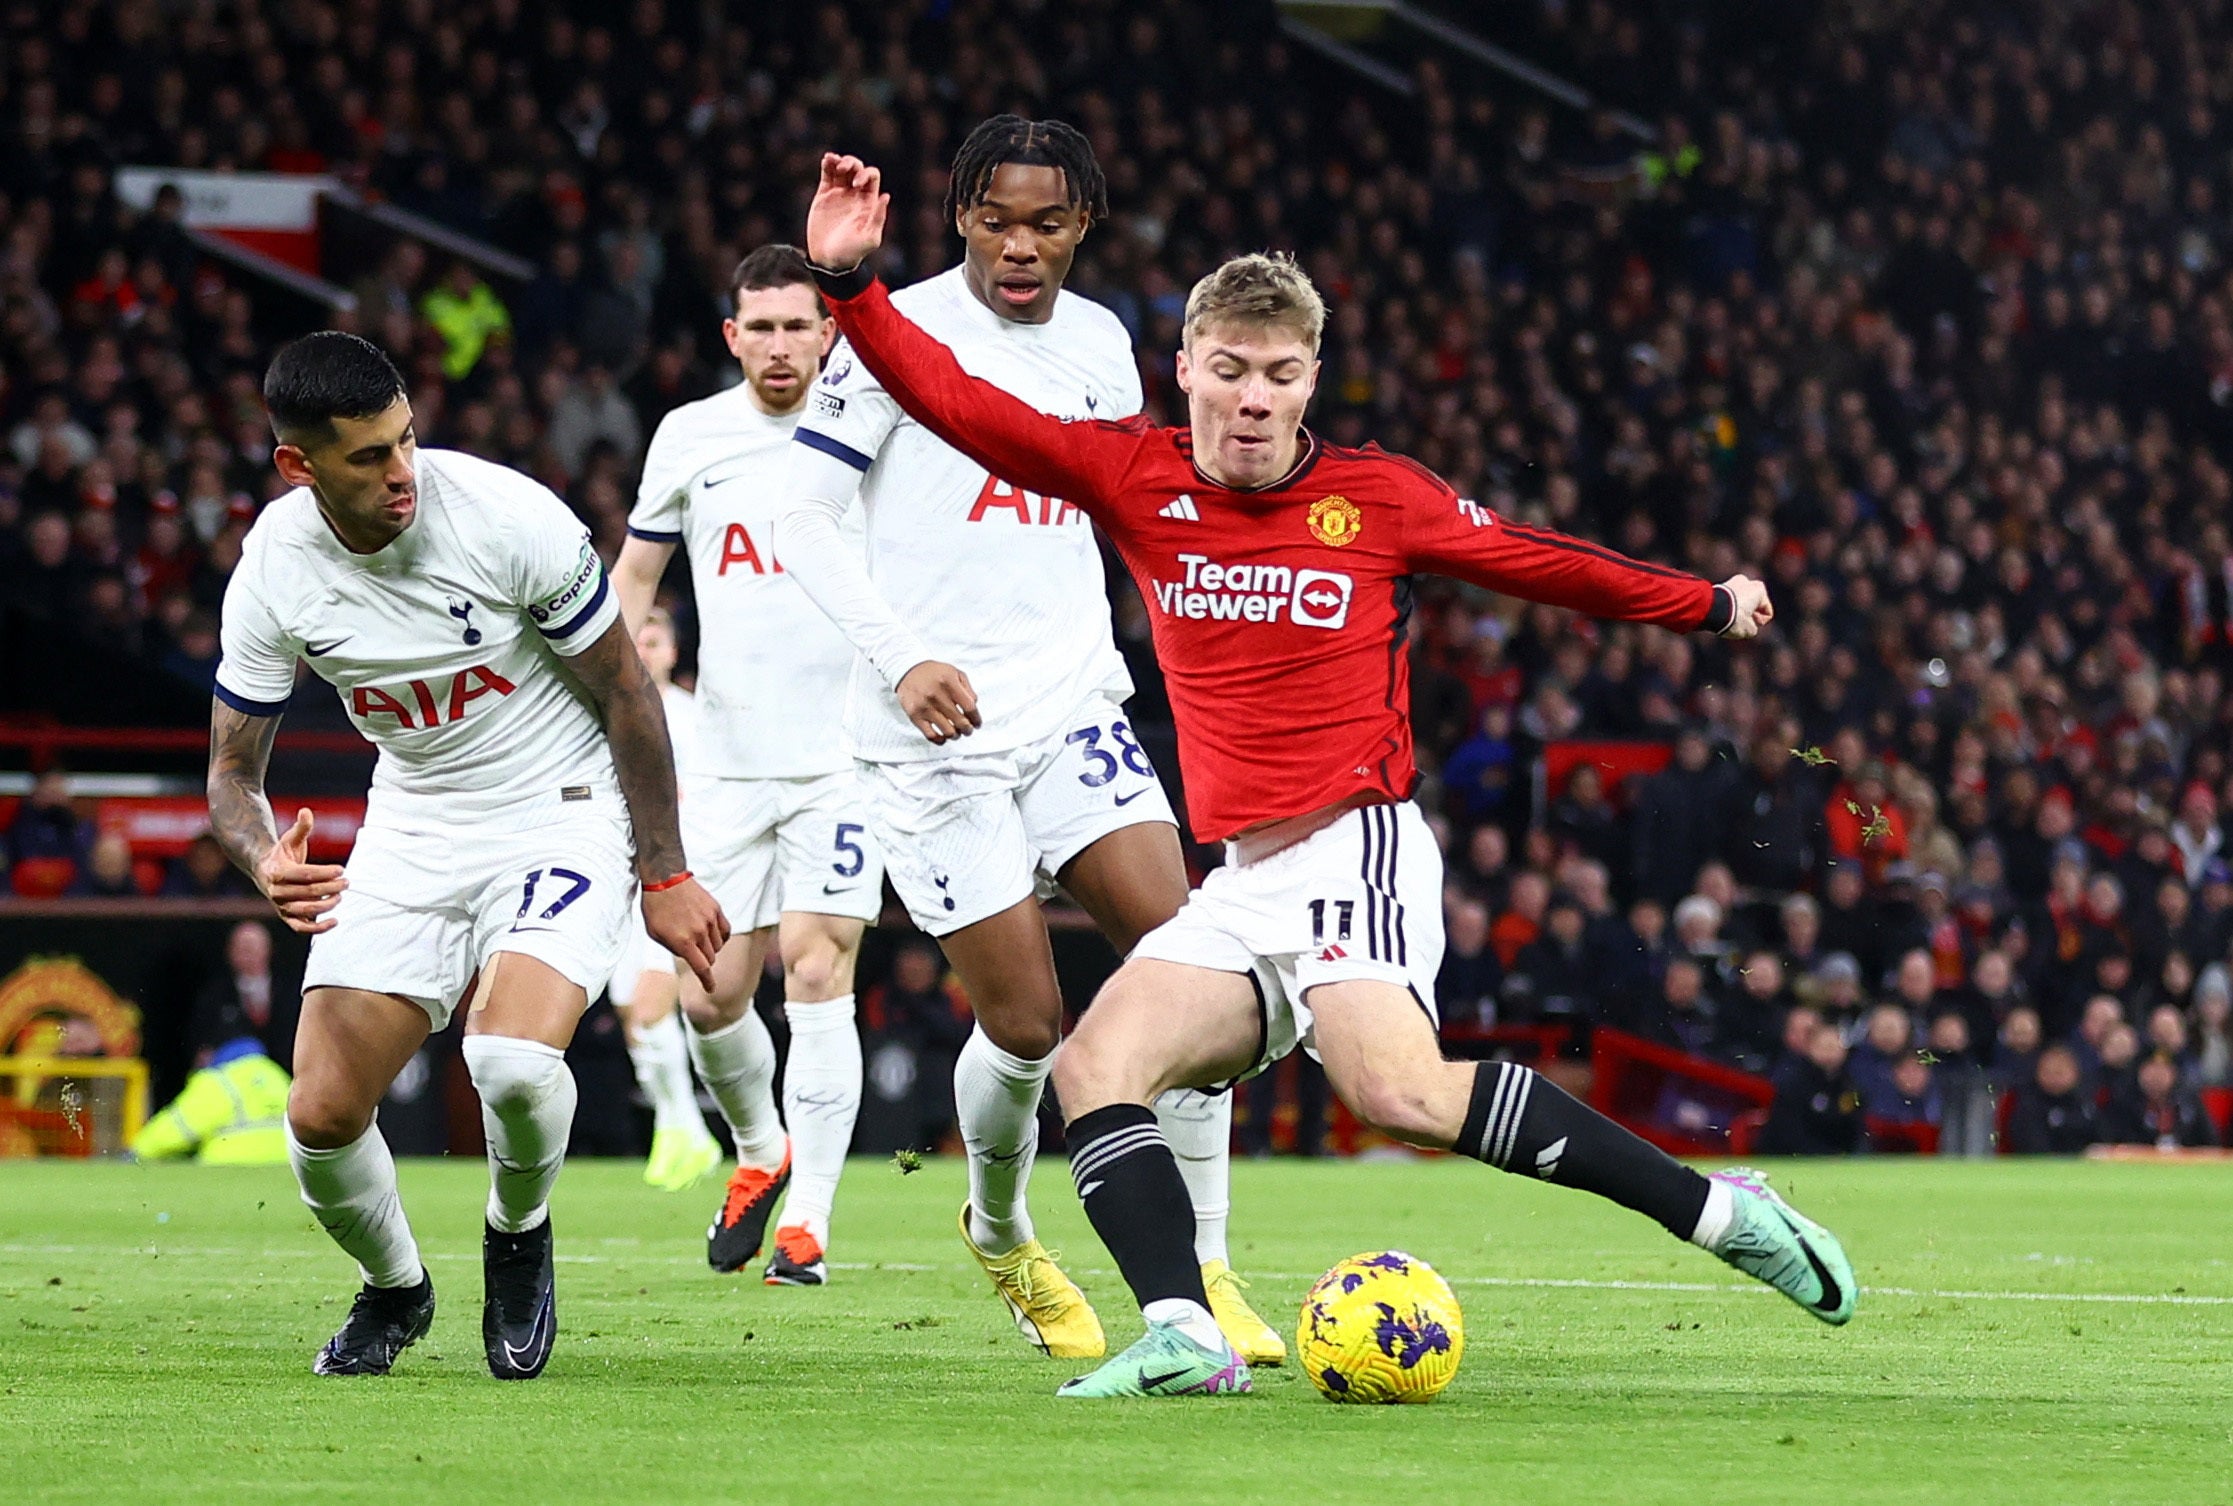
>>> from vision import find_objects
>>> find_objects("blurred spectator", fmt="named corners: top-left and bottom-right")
top-left (1507, 895), bottom-right (1596, 1023)
top-left (66, 830), bottom-right (139, 897)
top-left (2194, 966), bottom-right (2233, 1087)
top-left (2101, 1052), bottom-right (2219, 1150)
top-left (7, 769), bottom-right (92, 872)
top-left (1435, 896), bottom-right (1501, 1030)
top-left (420, 260), bottom-right (512, 381)
top-left (856, 939), bottom-right (973, 1155)
top-left (1759, 1019), bottom-right (1863, 1156)
top-left (1800, 951), bottom-right (1866, 1027)
top-left (1874, 1056), bottom-right (1942, 1135)
top-left (191, 921), bottom-right (283, 1067)
top-left (1717, 949), bottom-right (1790, 1073)
top-left (1992, 1006), bottom-right (2045, 1091)
top-left (1627, 725), bottom-right (1732, 905)
top-left (161, 832), bottom-right (251, 898)
top-left (1925, 1012), bottom-right (1996, 1157)
top-left (1848, 1003), bottom-right (1915, 1117)
top-left (2005, 1046), bottom-right (2100, 1155)
top-left (1441, 703), bottom-right (1519, 826)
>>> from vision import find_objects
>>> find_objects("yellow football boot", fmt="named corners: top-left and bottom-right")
top-left (1202, 1259), bottom-right (1286, 1367)
top-left (959, 1204), bottom-right (1106, 1359)
top-left (644, 1123), bottom-right (722, 1192)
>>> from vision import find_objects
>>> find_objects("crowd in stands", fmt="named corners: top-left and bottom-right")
top-left (5, 0), bottom-right (2233, 1153)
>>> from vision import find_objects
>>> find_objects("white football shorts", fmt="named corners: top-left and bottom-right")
top-left (1131, 800), bottom-right (1446, 1080)
top-left (685, 768), bottom-right (885, 934)
top-left (868, 695), bottom-right (1179, 936)
top-left (305, 796), bottom-right (636, 1031)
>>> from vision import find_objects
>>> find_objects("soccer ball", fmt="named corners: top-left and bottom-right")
top-left (1297, 1250), bottom-right (1465, 1403)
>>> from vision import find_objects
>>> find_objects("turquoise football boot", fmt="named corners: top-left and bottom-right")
top-left (1708, 1166), bottom-right (1857, 1325)
top-left (1055, 1318), bottom-right (1252, 1399)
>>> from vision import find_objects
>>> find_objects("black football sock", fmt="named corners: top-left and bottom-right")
top-left (1456, 1061), bottom-right (1711, 1240)
top-left (1066, 1103), bottom-right (1209, 1311)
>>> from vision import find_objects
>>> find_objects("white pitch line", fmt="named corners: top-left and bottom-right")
top-left (6, 1242), bottom-right (2229, 1305)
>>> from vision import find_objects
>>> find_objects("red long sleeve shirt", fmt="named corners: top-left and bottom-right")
top-left (816, 276), bottom-right (1730, 843)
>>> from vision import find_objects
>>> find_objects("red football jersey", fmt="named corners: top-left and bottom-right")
top-left (818, 278), bottom-right (1731, 843)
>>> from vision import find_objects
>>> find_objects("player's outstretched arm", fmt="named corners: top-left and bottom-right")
top-left (565, 616), bottom-right (731, 987)
top-left (207, 700), bottom-right (347, 933)
top-left (1407, 487), bottom-right (1771, 638)
top-left (804, 152), bottom-right (1143, 512)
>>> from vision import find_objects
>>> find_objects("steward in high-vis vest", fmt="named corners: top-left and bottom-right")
top-left (130, 1038), bottom-right (290, 1164)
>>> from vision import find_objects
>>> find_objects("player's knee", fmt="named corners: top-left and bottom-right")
top-left (780, 942), bottom-right (849, 1001)
top-left (285, 1082), bottom-right (373, 1149)
top-left (979, 1010), bottom-right (1061, 1061)
top-left (462, 1034), bottom-right (570, 1115)
top-left (1342, 1065), bottom-right (1448, 1148)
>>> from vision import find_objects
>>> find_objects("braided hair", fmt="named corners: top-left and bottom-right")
top-left (943, 114), bottom-right (1110, 225)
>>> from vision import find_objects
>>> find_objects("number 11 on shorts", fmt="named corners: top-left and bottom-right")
top-left (1308, 898), bottom-right (1354, 947)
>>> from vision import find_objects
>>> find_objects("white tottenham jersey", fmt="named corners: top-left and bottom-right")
top-left (629, 382), bottom-right (859, 779)
top-left (216, 447), bottom-right (623, 826)
top-left (785, 266), bottom-right (1141, 763)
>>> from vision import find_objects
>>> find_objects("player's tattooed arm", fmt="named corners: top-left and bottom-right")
top-left (565, 618), bottom-right (731, 986)
top-left (207, 699), bottom-right (348, 933)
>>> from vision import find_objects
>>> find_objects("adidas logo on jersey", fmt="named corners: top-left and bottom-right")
top-left (1317, 944), bottom-right (1347, 962)
top-left (1158, 494), bottom-right (1201, 521)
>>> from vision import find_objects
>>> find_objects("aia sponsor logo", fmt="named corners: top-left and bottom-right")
top-left (967, 476), bottom-right (1084, 527)
top-left (350, 666), bottom-right (515, 730)
top-left (1151, 553), bottom-right (1353, 630)
top-left (716, 522), bottom-right (783, 576)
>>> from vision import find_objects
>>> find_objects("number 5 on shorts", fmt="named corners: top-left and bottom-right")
top-left (833, 823), bottom-right (867, 878)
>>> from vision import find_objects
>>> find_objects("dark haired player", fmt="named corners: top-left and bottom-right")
top-left (613, 246), bottom-right (887, 1284)
top-left (778, 117), bottom-right (1283, 1363)
top-left (806, 155), bottom-right (1855, 1398)
top-left (209, 332), bottom-right (726, 1379)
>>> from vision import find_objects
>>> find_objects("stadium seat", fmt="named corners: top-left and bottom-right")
top-left (9, 857), bottom-right (77, 899)
top-left (1865, 1117), bottom-right (1941, 1155)
top-left (2202, 1088), bottom-right (2233, 1142)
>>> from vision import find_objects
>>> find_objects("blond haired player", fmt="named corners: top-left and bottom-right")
top-left (806, 154), bottom-right (1855, 1399)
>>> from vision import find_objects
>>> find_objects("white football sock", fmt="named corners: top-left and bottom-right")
top-left (955, 1025), bottom-right (1049, 1254)
top-left (462, 1035), bottom-right (576, 1234)
top-left (1157, 1087), bottom-right (1233, 1267)
top-left (627, 1011), bottom-right (704, 1134)
top-left (778, 995), bottom-right (861, 1244)
top-left (687, 1010), bottom-right (786, 1170)
top-left (1689, 1176), bottom-right (1738, 1252)
top-left (287, 1120), bottom-right (424, 1289)
top-left (1143, 1296), bottom-right (1229, 1354)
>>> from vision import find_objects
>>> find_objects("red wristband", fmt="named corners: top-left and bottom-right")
top-left (642, 871), bottom-right (693, 893)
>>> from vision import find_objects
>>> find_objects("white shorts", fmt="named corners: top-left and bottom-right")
top-left (685, 769), bottom-right (885, 934)
top-left (306, 800), bottom-right (636, 1031)
top-left (868, 695), bottom-right (1179, 936)
top-left (1132, 801), bottom-right (1445, 1081)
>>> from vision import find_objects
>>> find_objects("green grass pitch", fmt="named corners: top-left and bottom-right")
top-left (3, 1156), bottom-right (2229, 1505)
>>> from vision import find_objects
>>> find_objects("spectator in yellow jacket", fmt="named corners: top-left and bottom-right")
top-left (419, 258), bottom-right (511, 380)
top-left (130, 1038), bottom-right (290, 1164)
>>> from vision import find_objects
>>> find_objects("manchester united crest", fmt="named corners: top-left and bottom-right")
top-left (1307, 494), bottom-right (1362, 547)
